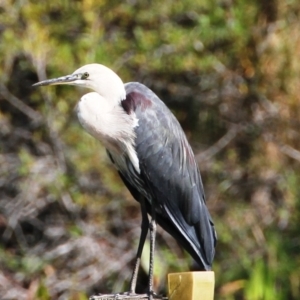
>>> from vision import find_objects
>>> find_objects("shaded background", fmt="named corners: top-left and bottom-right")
top-left (1, 0), bottom-right (300, 299)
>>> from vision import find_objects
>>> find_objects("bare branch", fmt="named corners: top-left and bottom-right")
top-left (0, 83), bottom-right (43, 124)
top-left (196, 125), bottom-right (240, 163)
top-left (32, 59), bottom-right (68, 174)
top-left (278, 144), bottom-right (300, 162)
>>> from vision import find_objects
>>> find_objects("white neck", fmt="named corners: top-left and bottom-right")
top-left (76, 92), bottom-right (140, 173)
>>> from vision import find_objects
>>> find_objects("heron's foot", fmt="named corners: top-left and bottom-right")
top-left (89, 291), bottom-right (167, 300)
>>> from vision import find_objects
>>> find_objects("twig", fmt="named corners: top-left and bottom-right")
top-left (196, 125), bottom-right (240, 162)
top-left (278, 143), bottom-right (300, 162)
top-left (31, 58), bottom-right (76, 214)
top-left (32, 60), bottom-right (68, 174)
top-left (0, 83), bottom-right (43, 124)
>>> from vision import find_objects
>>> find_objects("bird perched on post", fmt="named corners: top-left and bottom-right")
top-left (33, 64), bottom-right (217, 299)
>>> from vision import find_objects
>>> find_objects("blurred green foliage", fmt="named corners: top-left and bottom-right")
top-left (1, 0), bottom-right (300, 299)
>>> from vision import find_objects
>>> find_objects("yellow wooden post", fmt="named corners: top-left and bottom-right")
top-left (168, 271), bottom-right (215, 300)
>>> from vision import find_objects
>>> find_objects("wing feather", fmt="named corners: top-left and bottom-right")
top-left (119, 82), bottom-right (216, 269)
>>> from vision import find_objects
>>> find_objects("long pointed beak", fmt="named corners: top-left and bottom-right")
top-left (32, 74), bottom-right (79, 87)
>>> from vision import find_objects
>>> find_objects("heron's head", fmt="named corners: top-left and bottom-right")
top-left (33, 64), bottom-right (126, 102)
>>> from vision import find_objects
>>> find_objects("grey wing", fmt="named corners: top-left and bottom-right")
top-left (122, 83), bottom-right (216, 269)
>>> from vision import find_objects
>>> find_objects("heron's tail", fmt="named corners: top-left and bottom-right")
top-left (196, 207), bottom-right (217, 269)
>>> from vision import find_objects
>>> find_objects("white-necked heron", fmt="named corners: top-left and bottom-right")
top-left (33, 64), bottom-right (217, 299)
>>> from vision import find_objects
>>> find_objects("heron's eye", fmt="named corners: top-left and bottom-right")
top-left (81, 72), bottom-right (89, 80)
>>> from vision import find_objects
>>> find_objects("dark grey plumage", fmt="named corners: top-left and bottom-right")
top-left (109, 82), bottom-right (216, 270)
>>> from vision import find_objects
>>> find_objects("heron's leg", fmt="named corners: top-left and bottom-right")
top-left (129, 197), bottom-right (149, 294)
top-left (148, 209), bottom-right (157, 300)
